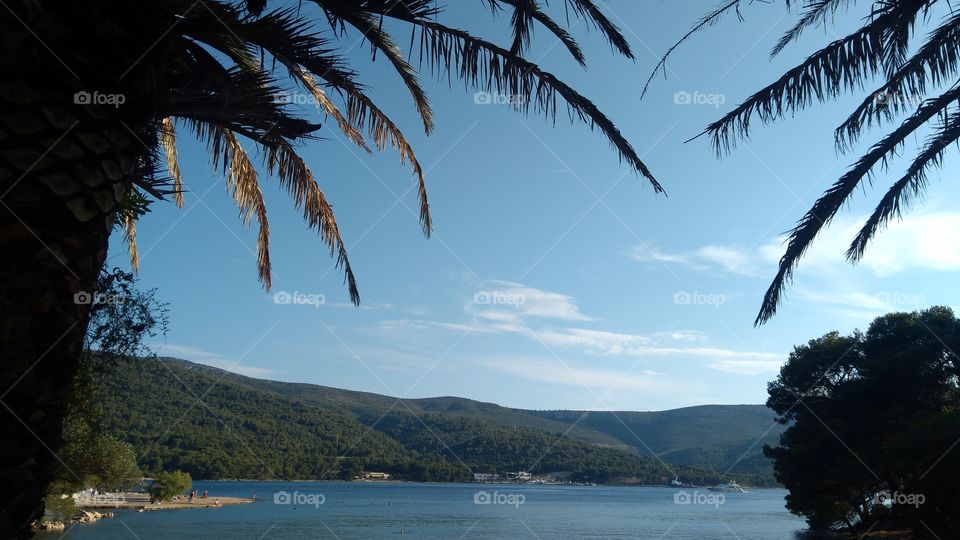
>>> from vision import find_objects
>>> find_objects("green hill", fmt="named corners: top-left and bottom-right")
top-left (527, 406), bottom-right (784, 475)
top-left (95, 357), bottom-right (780, 485)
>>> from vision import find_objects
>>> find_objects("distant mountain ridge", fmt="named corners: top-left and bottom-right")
top-left (97, 357), bottom-right (781, 484)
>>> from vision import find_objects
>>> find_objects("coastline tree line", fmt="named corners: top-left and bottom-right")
top-left (765, 307), bottom-right (960, 536)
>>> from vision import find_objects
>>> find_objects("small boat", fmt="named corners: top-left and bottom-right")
top-left (669, 476), bottom-right (683, 487)
top-left (708, 480), bottom-right (746, 493)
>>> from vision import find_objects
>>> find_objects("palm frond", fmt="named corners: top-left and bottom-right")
top-left (123, 212), bottom-right (140, 273)
top-left (836, 10), bottom-right (960, 150)
top-left (226, 8), bottom-right (434, 235)
top-left (562, 0), bottom-right (633, 59)
top-left (847, 106), bottom-right (960, 261)
top-left (345, 93), bottom-right (433, 234)
top-left (160, 118), bottom-right (184, 208)
top-left (702, 0), bottom-right (930, 155)
top-left (490, 0), bottom-right (586, 66)
top-left (314, 3), bottom-right (436, 134)
top-left (771, 0), bottom-right (854, 58)
top-left (119, 0), bottom-right (653, 306)
top-left (196, 121), bottom-right (273, 290)
top-left (755, 82), bottom-right (960, 325)
top-left (291, 66), bottom-right (370, 152)
top-left (407, 17), bottom-right (663, 191)
top-left (264, 141), bottom-right (360, 305)
top-left (641, 0), bottom-right (744, 98)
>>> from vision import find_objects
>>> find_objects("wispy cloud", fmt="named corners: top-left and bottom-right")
top-left (705, 359), bottom-right (784, 376)
top-left (484, 356), bottom-right (666, 392)
top-left (630, 211), bottom-right (960, 278)
top-left (385, 281), bottom-right (783, 374)
top-left (156, 343), bottom-right (274, 378)
top-left (469, 280), bottom-right (592, 322)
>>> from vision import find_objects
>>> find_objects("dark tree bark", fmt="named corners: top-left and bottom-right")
top-left (0, 79), bottom-right (139, 537)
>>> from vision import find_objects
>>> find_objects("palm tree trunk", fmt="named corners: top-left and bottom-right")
top-left (0, 82), bottom-right (136, 538)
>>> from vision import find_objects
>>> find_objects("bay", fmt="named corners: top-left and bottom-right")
top-left (42, 481), bottom-right (813, 539)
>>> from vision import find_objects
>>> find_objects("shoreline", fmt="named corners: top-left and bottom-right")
top-left (76, 493), bottom-right (254, 511)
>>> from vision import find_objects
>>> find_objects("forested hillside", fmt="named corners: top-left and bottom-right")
top-left (96, 358), bottom-right (778, 485)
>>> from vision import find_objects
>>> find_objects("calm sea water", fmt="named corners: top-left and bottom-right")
top-left (42, 481), bottom-right (813, 539)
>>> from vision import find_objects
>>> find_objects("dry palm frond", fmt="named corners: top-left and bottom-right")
top-left (264, 141), bottom-right (360, 304)
top-left (203, 123), bottom-right (273, 290)
top-left (225, 8), bottom-right (433, 234)
top-left (315, 4), bottom-right (435, 134)
top-left (344, 93), bottom-right (432, 235)
top-left (123, 212), bottom-right (140, 272)
top-left (160, 117), bottom-right (184, 208)
top-left (292, 66), bottom-right (370, 152)
top-left (115, 0), bottom-right (651, 305)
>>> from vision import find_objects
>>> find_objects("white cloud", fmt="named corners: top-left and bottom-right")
top-left (705, 359), bottom-right (785, 376)
top-left (631, 211), bottom-right (960, 278)
top-left (384, 281), bottom-right (784, 373)
top-left (156, 343), bottom-right (273, 378)
top-left (485, 356), bottom-right (665, 392)
top-left (469, 280), bottom-right (591, 322)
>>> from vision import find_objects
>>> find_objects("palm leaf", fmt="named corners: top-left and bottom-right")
top-left (160, 118), bottom-right (184, 208)
top-left (755, 82), bottom-right (960, 325)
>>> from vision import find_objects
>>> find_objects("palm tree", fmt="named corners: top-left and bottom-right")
top-left (0, 0), bottom-right (661, 536)
top-left (647, 0), bottom-right (956, 324)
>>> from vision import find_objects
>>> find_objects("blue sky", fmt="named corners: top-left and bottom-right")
top-left (107, 1), bottom-right (960, 411)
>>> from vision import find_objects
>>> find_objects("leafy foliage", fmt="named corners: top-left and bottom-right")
top-left (651, 0), bottom-right (960, 324)
top-left (764, 306), bottom-right (960, 536)
top-left (43, 269), bottom-right (165, 519)
top-left (151, 471), bottom-right (192, 501)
